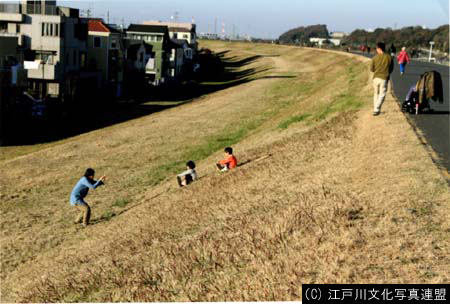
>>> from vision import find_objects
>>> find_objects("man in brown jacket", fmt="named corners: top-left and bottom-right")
top-left (370, 42), bottom-right (394, 116)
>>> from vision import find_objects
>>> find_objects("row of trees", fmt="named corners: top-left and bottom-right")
top-left (343, 25), bottom-right (449, 53)
top-left (278, 24), bottom-right (449, 53)
top-left (278, 24), bottom-right (329, 45)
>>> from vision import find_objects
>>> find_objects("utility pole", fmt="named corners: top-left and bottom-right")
top-left (41, 46), bottom-right (44, 100)
top-left (107, 11), bottom-right (110, 24)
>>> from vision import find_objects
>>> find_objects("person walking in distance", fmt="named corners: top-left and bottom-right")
top-left (70, 168), bottom-right (106, 226)
top-left (389, 44), bottom-right (396, 57)
top-left (370, 42), bottom-right (394, 116)
top-left (397, 47), bottom-right (411, 75)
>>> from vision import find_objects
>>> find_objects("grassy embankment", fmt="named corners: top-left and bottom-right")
top-left (1, 40), bottom-right (449, 302)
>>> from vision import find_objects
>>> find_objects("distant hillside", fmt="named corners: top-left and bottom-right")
top-left (279, 24), bottom-right (329, 45)
top-left (343, 25), bottom-right (449, 52)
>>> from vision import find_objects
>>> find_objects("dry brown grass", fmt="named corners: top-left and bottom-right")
top-left (1, 41), bottom-right (449, 302)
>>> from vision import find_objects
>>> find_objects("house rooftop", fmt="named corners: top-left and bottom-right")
top-left (88, 20), bottom-right (120, 33)
top-left (127, 24), bottom-right (168, 34)
top-left (143, 21), bottom-right (195, 32)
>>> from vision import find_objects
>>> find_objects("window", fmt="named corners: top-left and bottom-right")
top-left (146, 58), bottom-right (155, 70)
top-left (16, 24), bottom-right (20, 33)
top-left (173, 33), bottom-right (178, 39)
top-left (156, 36), bottom-right (162, 42)
top-left (111, 38), bottom-right (117, 49)
top-left (73, 50), bottom-right (77, 65)
top-left (183, 34), bottom-right (188, 39)
top-left (94, 36), bottom-right (101, 48)
top-left (36, 52), bottom-right (55, 64)
top-left (42, 23), bottom-right (59, 37)
top-left (80, 52), bottom-right (86, 69)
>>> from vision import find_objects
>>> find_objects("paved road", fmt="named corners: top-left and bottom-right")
top-left (353, 51), bottom-right (449, 171)
top-left (390, 60), bottom-right (449, 172)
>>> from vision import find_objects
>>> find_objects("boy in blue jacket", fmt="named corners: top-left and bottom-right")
top-left (70, 168), bottom-right (106, 226)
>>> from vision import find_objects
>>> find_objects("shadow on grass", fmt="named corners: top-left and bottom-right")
top-left (148, 52), bottom-right (276, 102)
top-left (3, 49), bottom-right (293, 145)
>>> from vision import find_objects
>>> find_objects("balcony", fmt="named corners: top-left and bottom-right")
top-left (0, 3), bottom-right (23, 22)
top-left (0, 31), bottom-right (19, 37)
top-left (26, 5), bottom-right (59, 16)
top-left (27, 62), bottom-right (60, 80)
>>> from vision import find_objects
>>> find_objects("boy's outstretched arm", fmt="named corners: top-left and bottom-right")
top-left (82, 176), bottom-right (106, 189)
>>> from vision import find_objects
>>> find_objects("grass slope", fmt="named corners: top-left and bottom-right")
top-left (1, 41), bottom-right (449, 302)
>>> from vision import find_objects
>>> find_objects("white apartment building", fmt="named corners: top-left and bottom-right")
top-left (0, 0), bottom-right (88, 98)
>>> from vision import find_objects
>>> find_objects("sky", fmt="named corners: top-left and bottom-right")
top-left (54, 0), bottom-right (450, 38)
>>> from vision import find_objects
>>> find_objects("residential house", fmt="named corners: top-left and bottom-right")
top-left (0, 0), bottom-right (89, 100)
top-left (142, 21), bottom-right (197, 80)
top-left (87, 19), bottom-right (124, 97)
top-left (121, 39), bottom-right (153, 96)
top-left (170, 39), bottom-right (190, 79)
top-left (126, 24), bottom-right (171, 85)
top-left (0, 35), bottom-right (27, 145)
top-left (0, 35), bottom-right (26, 86)
top-left (143, 20), bottom-right (197, 55)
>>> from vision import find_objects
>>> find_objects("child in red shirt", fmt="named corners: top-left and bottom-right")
top-left (216, 147), bottom-right (237, 171)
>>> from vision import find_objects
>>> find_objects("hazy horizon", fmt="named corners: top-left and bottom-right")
top-left (30, 0), bottom-right (450, 38)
